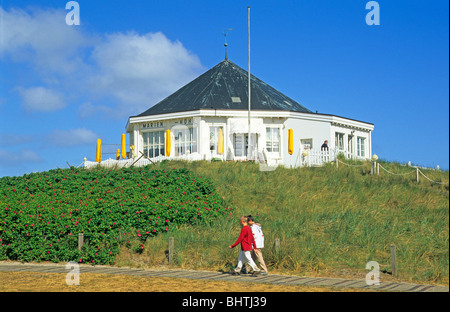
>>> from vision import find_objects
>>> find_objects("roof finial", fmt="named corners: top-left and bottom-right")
top-left (223, 28), bottom-right (232, 60)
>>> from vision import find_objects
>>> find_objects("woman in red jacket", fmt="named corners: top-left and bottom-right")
top-left (228, 216), bottom-right (261, 277)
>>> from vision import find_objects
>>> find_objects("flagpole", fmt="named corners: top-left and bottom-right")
top-left (247, 6), bottom-right (251, 160)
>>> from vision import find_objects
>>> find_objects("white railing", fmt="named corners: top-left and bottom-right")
top-left (84, 149), bottom-right (368, 170)
top-left (84, 153), bottom-right (204, 169)
top-left (298, 148), bottom-right (367, 167)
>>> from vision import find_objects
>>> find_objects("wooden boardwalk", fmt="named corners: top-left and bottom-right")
top-left (0, 262), bottom-right (448, 292)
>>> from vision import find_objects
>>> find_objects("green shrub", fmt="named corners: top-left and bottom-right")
top-left (0, 166), bottom-right (232, 265)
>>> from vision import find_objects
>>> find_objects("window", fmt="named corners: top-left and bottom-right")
top-left (209, 126), bottom-right (223, 155)
top-left (335, 132), bottom-right (344, 151)
top-left (357, 137), bottom-right (365, 157)
top-left (143, 131), bottom-right (165, 158)
top-left (174, 127), bottom-right (197, 156)
top-left (301, 139), bottom-right (313, 150)
top-left (266, 127), bottom-right (280, 153)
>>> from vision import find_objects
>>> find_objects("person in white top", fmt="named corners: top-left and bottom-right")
top-left (245, 215), bottom-right (268, 275)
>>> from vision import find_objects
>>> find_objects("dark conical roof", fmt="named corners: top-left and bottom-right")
top-left (135, 59), bottom-right (311, 117)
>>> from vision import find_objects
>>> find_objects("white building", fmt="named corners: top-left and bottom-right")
top-left (125, 58), bottom-right (374, 168)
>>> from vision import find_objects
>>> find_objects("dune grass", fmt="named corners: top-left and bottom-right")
top-left (116, 160), bottom-right (449, 285)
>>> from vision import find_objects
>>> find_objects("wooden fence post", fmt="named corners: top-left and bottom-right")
top-left (78, 233), bottom-right (84, 251)
top-left (168, 237), bottom-right (174, 264)
top-left (416, 167), bottom-right (419, 183)
top-left (391, 244), bottom-right (397, 277)
top-left (275, 238), bottom-right (280, 255)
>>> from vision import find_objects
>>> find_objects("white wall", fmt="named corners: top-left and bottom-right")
top-left (330, 123), bottom-right (371, 159)
top-left (282, 116), bottom-right (331, 168)
top-left (127, 110), bottom-right (373, 166)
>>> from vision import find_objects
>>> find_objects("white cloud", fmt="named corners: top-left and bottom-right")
top-left (1, 6), bottom-right (205, 119)
top-left (45, 128), bottom-right (98, 147)
top-left (0, 6), bottom-right (92, 75)
top-left (88, 31), bottom-right (205, 118)
top-left (17, 86), bottom-right (67, 112)
top-left (0, 149), bottom-right (43, 166)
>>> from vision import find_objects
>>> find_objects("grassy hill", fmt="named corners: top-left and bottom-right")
top-left (1, 159), bottom-right (448, 284)
top-left (117, 160), bottom-right (449, 285)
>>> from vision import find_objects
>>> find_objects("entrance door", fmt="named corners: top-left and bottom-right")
top-left (234, 133), bottom-right (258, 160)
top-left (234, 134), bottom-right (247, 159)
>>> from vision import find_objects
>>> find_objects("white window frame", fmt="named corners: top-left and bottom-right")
top-left (357, 137), bottom-right (366, 157)
top-left (143, 131), bottom-right (165, 158)
top-left (209, 125), bottom-right (225, 157)
top-left (335, 132), bottom-right (345, 152)
top-left (301, 138), bottom-right (313, 150)
top-left (174, 126), bottom-right (197, 156)
top-left (265, 127), bottom-right (280, 155)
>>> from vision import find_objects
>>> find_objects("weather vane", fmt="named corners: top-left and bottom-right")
top-left (223, 28), bottom-right (233, 59)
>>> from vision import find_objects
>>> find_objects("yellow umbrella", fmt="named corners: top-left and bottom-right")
top-left (96, 139), bottom-right (102, 162)
top-left (166, 129), bottom-right (171, 157)
top-left (218, 128), bottom-right (223, 155)
top-left (288, 129), bottom-right (294, 155)
top-left (121, 134), bottom-right (126, 159)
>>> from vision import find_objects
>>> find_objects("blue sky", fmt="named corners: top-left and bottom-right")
top-left (0, 0), bottom-right (448, 177)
